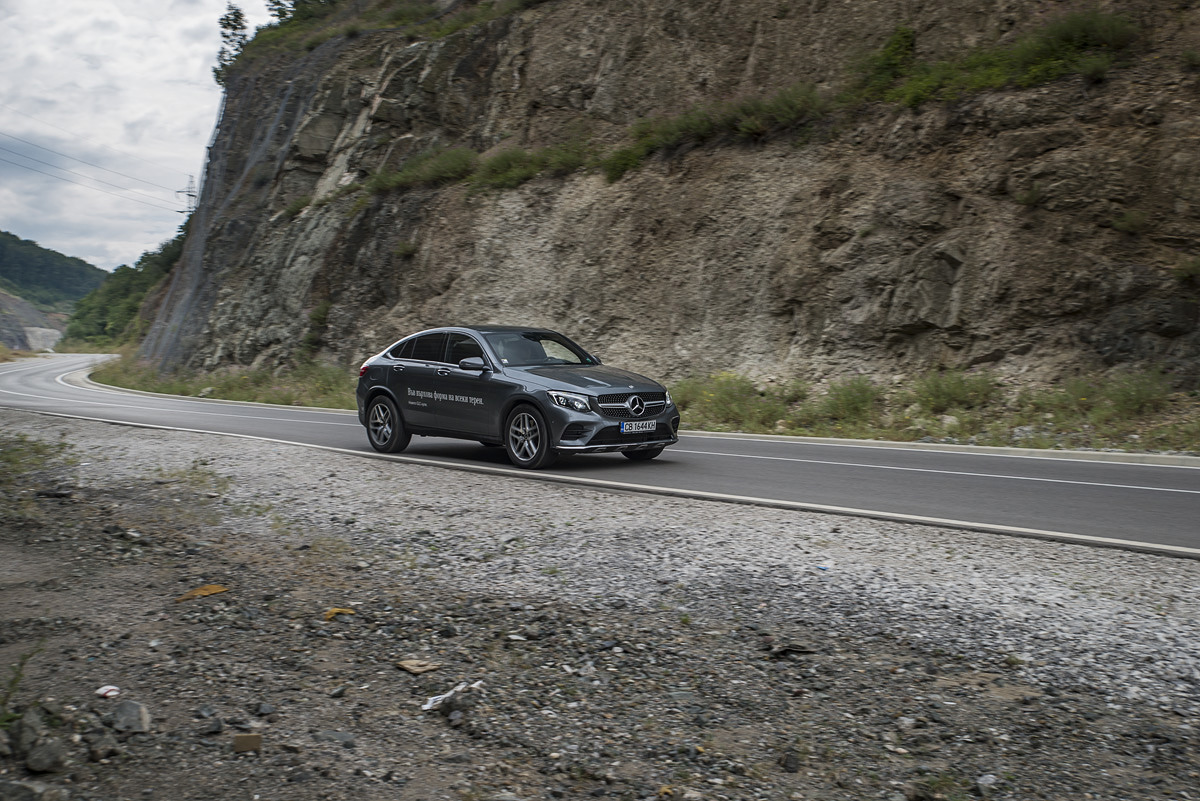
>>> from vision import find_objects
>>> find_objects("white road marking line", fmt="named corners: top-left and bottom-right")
top-left (669, 448), bottom-right (1200, 495)
top-left (0, 369), bottom-right (358, 427)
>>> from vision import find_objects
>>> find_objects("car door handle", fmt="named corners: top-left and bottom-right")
top-left (436, 367), bottom-right (451, 376)
top-left (392, 365), bottom-right (405, 372)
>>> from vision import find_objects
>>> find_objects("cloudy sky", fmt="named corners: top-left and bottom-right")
top-left (0, 0), bottom-right (273, 270)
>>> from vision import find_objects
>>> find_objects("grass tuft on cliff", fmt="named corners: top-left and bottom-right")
top-left (855, 10), bottom-right (1138, 107)
top-left (602, 10), bottom-right (1138, 181)
top-left (368, 147), bottom-right (480, 194)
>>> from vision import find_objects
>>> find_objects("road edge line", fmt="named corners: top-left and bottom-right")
top-left (10, 405), bottom-right (1200, 562)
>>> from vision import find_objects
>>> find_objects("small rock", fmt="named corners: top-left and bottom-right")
top-left (329, 685), bottom-right (347, 699)
top-left (86, 733), bottom-right (120, 762)
top-left (777, 749), bottom-right (802, 773)
top-left (196, 718), bottom-right (224, 736)
top-left (25, 740), bottom-right (66, 773)
top-left (313, 730), bottom-right (356, 748)
top-left (111, 700), bottom-right (151, 733)
top-left (975, 774), bottom-right (999, 797)
top-left (253, 703), bottom-right (276, 717)
top-left (11, 710), bottom-right (47, 756)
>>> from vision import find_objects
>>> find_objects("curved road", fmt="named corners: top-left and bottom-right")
top-left (3, 353), bottom-right (1199, 558)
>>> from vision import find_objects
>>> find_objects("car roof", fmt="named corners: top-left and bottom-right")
top-left (404, 325), bottom-right (559, 337)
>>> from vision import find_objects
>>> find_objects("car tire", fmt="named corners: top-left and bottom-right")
top-left (504, 405), bottom-right (557, 469)
top-left (366, 396), bottom-right (411, 453)
top-left (622, 446), bottom-right (665, 461)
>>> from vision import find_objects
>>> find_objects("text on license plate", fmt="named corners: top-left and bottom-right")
top-left (621, 420), bottom-right (656, 433)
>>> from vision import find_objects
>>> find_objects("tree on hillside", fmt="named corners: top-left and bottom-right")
top-left (213, 2), bottom-right (248, 86)
top-left (266, 0), bottom-right (340, 23)
top-left (0, 231), bottom-right (105, 311)
top-left (65, 231), bottom-right (185, 344)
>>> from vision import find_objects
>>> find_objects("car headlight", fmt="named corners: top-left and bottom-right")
top-left (664, 389), bottom-right (672, 407)
top-left (548, 391), bottom-right (592, 413)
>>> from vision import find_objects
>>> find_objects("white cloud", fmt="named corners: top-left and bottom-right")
top-left (0, 0), bottom-right (271, 269)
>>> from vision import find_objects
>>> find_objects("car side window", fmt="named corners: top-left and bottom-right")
top-left (389, 338), bottom-right (416, 359)
top-left (410, 333), bottom-right (448, 363)
top-left (446, 333), bottom-right (485, 365)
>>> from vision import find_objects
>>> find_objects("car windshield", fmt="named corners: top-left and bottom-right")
top-left (484, 331), bottom-right (592, 367)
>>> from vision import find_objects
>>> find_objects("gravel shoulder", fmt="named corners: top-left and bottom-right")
top-left (1, 408), bottom-right (1198, 801)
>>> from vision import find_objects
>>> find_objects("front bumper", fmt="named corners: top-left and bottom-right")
top-left (545, 402), bottom-right (680, 454)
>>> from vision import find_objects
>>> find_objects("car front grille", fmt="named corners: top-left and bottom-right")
top-left (597, 392), bottom-right (667, 405)
top-left (596, 391), bottom-right (667, 419)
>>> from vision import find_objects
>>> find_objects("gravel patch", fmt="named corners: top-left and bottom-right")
top-left (1, 408), bottom-right (1198, 800)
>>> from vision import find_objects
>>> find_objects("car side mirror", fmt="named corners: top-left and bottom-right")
top-left (459, 357), bottom-right (490, 372)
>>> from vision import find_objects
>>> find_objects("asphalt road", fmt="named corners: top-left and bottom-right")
top-left (4, 353), bottom-right (1199, 557)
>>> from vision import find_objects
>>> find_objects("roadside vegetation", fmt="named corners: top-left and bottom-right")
top-left (89, 351), bottom-right (356, 410)
top-left (0, 344), bottom-right (26, 363)
top-left (60, 231), bottom-right (185, 350)
top-left (672, 368), bottom-right (1200, 455)
top-left (82, 357), bottom-right (1200, 455)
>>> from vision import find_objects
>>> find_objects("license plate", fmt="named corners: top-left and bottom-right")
top-left (621, 420), bottom-right (656, 433)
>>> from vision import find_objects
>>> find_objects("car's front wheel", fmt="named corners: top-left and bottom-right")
top-left (504, 405), bottom-right (557, 469)
top-left (623, 446), bottom-right (665, 461)
top-left (366, 396), bottom-right (411, 453)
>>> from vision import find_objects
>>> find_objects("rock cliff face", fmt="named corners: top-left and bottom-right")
top-left (140, 0), bottom-right (1200, 384)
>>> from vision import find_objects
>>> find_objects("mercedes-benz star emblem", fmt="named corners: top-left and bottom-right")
top-left (627, 395), bottom-right (645, 416)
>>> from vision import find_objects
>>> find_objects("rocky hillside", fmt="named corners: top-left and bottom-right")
top-left (0, 290), bottom-right (63, 351)
top-left (140, 0), bottom-right (1200, 385)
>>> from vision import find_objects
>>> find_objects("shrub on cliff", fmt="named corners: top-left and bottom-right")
top-left (367, 148), bottom-right (479, 194)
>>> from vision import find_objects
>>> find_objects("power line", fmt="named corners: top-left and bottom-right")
top-left (0, 129), bottom-right (180, 193)
top-left (0, 101), bottom-right (191, 179)
top-left (0, 156), bottom-right (183, 213)
top-left (0, 143), bottom-right (179, 208)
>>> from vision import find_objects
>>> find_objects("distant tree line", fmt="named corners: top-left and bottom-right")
top-left (0, 230), bottom-right (106, 312)
top-left (65, 231), bottom-right (185, 345)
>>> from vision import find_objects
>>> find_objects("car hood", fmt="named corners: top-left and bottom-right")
top-left (518, 365), bottom-right (664, 394)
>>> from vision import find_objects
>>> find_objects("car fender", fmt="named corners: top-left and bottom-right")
top-left (497, 392), bottom-right (545, 434)
top-left (363, 385), bottom-right (404, 421)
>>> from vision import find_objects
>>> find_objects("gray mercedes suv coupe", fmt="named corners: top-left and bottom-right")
top-left (356, 326), bottom-right (680, 469)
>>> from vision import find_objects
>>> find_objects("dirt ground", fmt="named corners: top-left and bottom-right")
top-left (2, 411), bottom-right (1198, 801)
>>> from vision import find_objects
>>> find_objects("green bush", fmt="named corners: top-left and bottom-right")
top-left (1173, 257), bottom-right (1200, 287)
top-left (1013, 182), bottom-right (1045, 207)
top-left (1111, 210), bottom-right (1149, 234)
top-left (818, 376), bottom-right (882, 422)
top-left (1103, 371), bottom-right (1170, 418)
top-left (472, 149), bottom-right (548, 190)
top-left (283, 195), bottom-right (312, 219)
top-left (907, 370), bottom-right (997, 414)
top-left (470, 141), bottom-right (592, 190)
top-left (672, 372), bottom-right (806, 432)
top-left (380, 1), bottom-right (439, 26)
top-left (859, 11), bottom-right (1137, 107)
top-left (368, 147), bottom-right (479, 194)
top-left (602, 83), bottom-right (828, 181)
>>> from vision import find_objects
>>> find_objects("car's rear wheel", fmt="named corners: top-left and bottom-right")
top-left (367, 396), bottom-right (411, 453)
top-left (504, 405), bottom-right (557, 469)
top-left (622, 446), bottom-right (665, 461)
